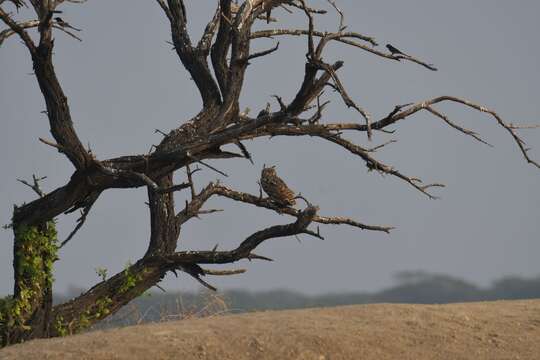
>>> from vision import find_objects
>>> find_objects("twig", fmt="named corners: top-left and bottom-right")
top-left (234, 139), bottom-right (254, 164)
top-left (60, 193), bottom-right (98, 249)
top-left (186, 164), bottom-right (196, 199)
top-left (366, 139), bottom-right (397, 152)
top-left (203, 268), bottom-right (246, 276)
top-left (271, 94), bottom-right (287, 111)
top-left (197, 209), bottom-right (224, 216)
top-left (187, 152), bottom-right (229, 177)
top-left (425, 106), bottom-right (493, 147)
top-left (127, 170), bottom-right (191, 194)
top-left (247, 253), bottom-right (273, 261)
top-left (248, 41), bottom-right (279, 60)
top-left (313, 59), bottom-right (372, 139)
top-left (52, 24), bottom-right (82, 41)
top-left (16, 174), bottom-right (47, 197)
top-left (326, 0), bottom-right (346, 31)
top-left (39, 137), bottom-right (65, 151)
top-left (302, 226), bottom-right (325, 240)
top-left (155, 129), bottom-right (167, 136)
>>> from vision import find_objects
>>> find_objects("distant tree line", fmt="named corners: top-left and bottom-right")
top-left (55, 272), bottom-right (540, 330)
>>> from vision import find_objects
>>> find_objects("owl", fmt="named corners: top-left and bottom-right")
top-left (261, 165), bottom-right (296, 207)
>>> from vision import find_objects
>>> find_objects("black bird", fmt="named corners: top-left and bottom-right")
top-left (386, 44), bottom-right (409, 57)
top-left (54, 17), bottom-right (81, 31)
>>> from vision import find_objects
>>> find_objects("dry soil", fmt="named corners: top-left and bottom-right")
top-left (1, 299), bottom-right (539, 360)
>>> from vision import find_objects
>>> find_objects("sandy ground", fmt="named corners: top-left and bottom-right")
top-left (1, 299), bottom-right (539, 360)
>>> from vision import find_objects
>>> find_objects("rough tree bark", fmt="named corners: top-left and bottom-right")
top-left (0, 0), bottom-right (538, 346)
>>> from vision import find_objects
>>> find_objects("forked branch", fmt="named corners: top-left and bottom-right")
top-left (158, 205), bottom-right (320, 267)
top-left (175, 182), bottom-right (393, 232)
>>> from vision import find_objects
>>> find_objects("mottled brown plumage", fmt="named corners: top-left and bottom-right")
top-left (261, 166), bottom-right (296, 207)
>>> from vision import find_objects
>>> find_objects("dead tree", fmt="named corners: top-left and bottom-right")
top-left (0, 0), bottom-right (538, 346)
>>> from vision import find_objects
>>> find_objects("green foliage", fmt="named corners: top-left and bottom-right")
top-left (15, 221), bottom-right (58, 288)
top-left (53, 296), bottom-right (113, 337)
top-left (54, 261), bottom-right (145, 337)
top-left (95, 267), bottom-right (108, 282)
top-left (51, 266), bottom-right (115, 336)
top-left (119, 262), bottom-right (143, 294)
top-left (1, 221), bottom-right (58, 346)
top-left (94, 297), bottom-right (113, 318)
top-left (0, 296), bottom-right (13, 324)
top-left (53, 315), bottom-right (68, 337)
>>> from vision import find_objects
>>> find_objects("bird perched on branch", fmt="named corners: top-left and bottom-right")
top-left (386, 44), bottom-right (409, 57)
top-left (261, 165), bottom-right (296, 207)
top-left (54, 17), bottom-right (81, 31)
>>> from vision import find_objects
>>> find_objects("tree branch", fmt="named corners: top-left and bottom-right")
top-left (159, 205), bottom-right (319, 267)
top-left (159, 0), bottom-right (222, 108)
top-left (251, 28), bottom-right (436, 70)
top-left (16, 174), bottom-right (46, 198)
top-left (211, 184), bottom-right (394, 232)
top-left (0, 6), bottom-right (36, 53)
top-left (173, 180), bottom-right (392, 232)
top-left (372, 96), bottom-right (540, 168)
top-left (50, 202), bottom-right (316, 333)
top-left (211, 0), bottom-right (233, 94)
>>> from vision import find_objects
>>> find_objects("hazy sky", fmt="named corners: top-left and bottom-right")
top-left (1, 1), bottom-right (539, 296)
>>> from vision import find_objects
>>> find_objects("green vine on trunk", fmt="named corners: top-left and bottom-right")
top-left (52, 263), bottom-right (149, 338)
top-left (0, 221), bottom-right (58, 347)
top-left (119, 262), bottom-right (143, 294)
top-left (53, 296), bottom-right (113, 336)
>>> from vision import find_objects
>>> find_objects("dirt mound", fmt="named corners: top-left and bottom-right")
top-left (1, 299), bottom-right (539, 359)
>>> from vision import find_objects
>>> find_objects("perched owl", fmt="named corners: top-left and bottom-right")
top-left (261, 165), bottom-right (296, 207)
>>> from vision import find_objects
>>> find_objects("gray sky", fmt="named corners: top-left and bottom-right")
top-left (1, 1), bottom-right (539, 296)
